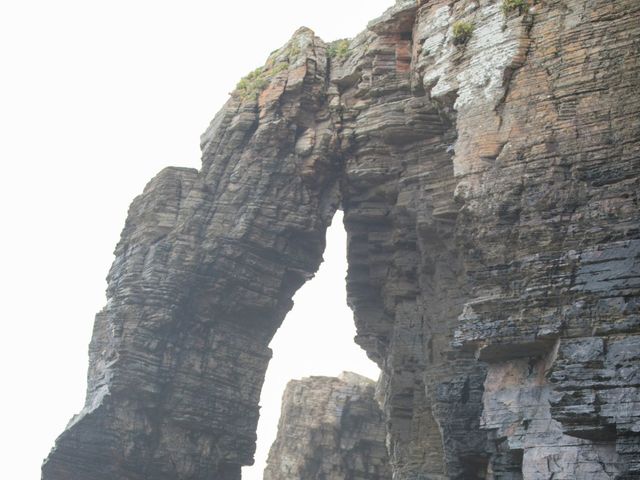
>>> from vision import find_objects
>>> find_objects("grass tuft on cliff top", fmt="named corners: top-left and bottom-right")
top-left (234, 62), bottom-right (289, 100)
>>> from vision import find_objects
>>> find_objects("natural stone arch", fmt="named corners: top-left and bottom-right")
top-left (43, 1), bottom-right (640, 478)
top-left (43, 19), bottom-right (474, 478)
top-left (43, 10), bottom-right (485, 478)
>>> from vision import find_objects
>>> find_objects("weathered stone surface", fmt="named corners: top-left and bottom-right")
top-left (43, 28), bottom-right (341, 480)
top-left (263, 372), bottom-right (390, 480)
top-left (44, 0), bottom-right (640, 479)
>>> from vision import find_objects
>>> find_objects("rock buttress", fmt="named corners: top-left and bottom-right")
top-left (44, 1), bottom-right (640, 479)
top-left (263, 372), bottom-right (391, 480)
top-left (43, 28), bottom-right (342, 480)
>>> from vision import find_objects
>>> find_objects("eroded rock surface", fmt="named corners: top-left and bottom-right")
top-left (263, 372), bottom-right (391, 480)
top-left (44, 0), bottom-right (640, 479)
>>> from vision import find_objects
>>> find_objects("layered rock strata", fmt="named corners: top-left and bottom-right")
top-left (44, 0), bottom-right (640, 479)
top-left (263, 372), bottom-right (391, 480)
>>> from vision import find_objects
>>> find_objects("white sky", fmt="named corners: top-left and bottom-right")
top-left (0, 1), bottom-right (392, 478)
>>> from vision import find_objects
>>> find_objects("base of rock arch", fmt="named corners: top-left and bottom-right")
top-left (264, 373), bottom-right (391, 480)
top-left (43, 1), bottom-right (639, 479)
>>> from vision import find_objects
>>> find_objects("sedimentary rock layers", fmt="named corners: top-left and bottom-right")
top-left (263, 373), bottom-right (391, 480)
top-left (44, 0), bottom-right (640, 478)
top-left (43, 28), bottom-right (342, 480)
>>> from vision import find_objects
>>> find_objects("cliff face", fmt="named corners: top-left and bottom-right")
top-left (263, 373), bottom-right (390, 480)
top-left (43, 1), bottom-right (640, 479)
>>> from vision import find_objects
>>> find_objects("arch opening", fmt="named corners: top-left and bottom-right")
top-left (242, 210), bottom-right (380, 480)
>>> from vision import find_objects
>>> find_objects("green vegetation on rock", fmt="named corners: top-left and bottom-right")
top-left (452, 21), bottom-right (474, 45)
top-left (285, 43), bottom-right (300, 60)
top-left (235, 68), bottom-right (268, 100)
top-left (502, 0), bottom-right (528, 15)
top-left (235, 62), bottom-right (289, 100)
top-left (327, 39), bottom-right (350, 60)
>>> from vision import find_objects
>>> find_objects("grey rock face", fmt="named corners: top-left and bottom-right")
top-left (43, 29), bottom-right (341, 480)
top-left (263, 372), bottom-right (391, 480)
top-left (43, 1), bottom-right (640, 479)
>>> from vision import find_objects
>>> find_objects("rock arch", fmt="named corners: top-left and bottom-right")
top-left (43, 1), bottom-right (640, 479)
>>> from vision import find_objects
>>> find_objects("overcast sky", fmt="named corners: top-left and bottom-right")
top-left (0, 1), bottom-right (393, 478)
